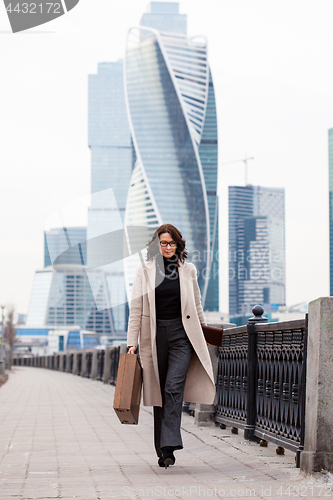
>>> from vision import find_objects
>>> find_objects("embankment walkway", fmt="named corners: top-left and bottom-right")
top-left (0, 367), bottom-right (330, 499)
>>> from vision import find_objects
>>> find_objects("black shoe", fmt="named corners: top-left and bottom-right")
top-left (162, 447), bottom-right (175, 468)
top-left (158, 457), bottom-right (165, 467)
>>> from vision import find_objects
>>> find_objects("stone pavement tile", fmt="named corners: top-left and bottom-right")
top-left (58, 462), bottom-right (91, 469)
top-left (91, 465), bottom-right (123, 473)
top-left (177, 455), bottom-right (213, 467)
top-left (87, 459), bottom-right (118, 466)
top-left (90, 471), bottom-right (122, 480)
top-left (57, 465), bottom-right (91, 472)
top-left (0, 465), bottom-right (26, 474)
top-left (58, 471), bottom-right (93, 479)
top-left (126, 472), bottom-right (169, 483)
top-left (111, 457), bottom-right (152, 466)
top-left (27, 468), bottom-right (58, 476)
top-left (0, 482), bottom-right (22, 493)
top-left (96, 482), bottom-right (131, 492)
top-left (21, 488), bottom-right (59, 498)
top-left (60, 487), bottom-right (97, 500)
top-left (120, 464), bottom-right (159, 473)
top-left (59, 475), bottom-right (95, 482)
top-left (24, 477), bottom-right (58, 486)
top-left (21, 494), bottom-right (59, 499)
top-left (99, 488), bottom-right (140, 500)
top-left (0, 492), bottom-right (21, 499)
top-left (98, 484), bottom-right (136, 494)
top-left (99, 497), bottom-right (129, 500)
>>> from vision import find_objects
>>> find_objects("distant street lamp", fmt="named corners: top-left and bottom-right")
top-left (0, 305), bottom-right (5, 362)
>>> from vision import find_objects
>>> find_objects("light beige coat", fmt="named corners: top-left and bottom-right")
top-left (127, 257), bottom-right (215, 407)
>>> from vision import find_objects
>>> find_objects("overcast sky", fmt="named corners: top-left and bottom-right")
top-left (0, 0), bottom-right (332, 315)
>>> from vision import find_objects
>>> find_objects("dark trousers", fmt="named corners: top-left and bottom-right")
top-left (153, 317), bottom-right (194, 458)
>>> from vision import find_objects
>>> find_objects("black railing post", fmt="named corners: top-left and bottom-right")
top-left (244, 305), bottom-right (269, 441)
top-left (296, 312), bottom-right (308, 468)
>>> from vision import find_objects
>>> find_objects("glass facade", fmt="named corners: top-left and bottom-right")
top-left (25, 266), bottom-right (125, 338)
top-left (329, 128), bottom-right (333, 295)
top-left (16, 327), bottom-right (54, 337)
top-left (66, 330), bottom-right (81, 349)
top-left (26, 270), bottom-right (53, 325)
top-left (229, 186), bottom-right (285, 316)
top-left (124, 24), bottom-right (219, 309)
top-left (15, 326), bottom-right (100, 351)
top-left (198, 69), bottom-right (219, 310)
top-left (88, 60), bottom-right (133, 332)
top-left (44, 227), bottom-right (87, 267)
top-left (141, 2), bottom-right (187, 35)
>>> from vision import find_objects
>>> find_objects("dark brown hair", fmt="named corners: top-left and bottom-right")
top-left (146, 224), bottom-right (187, 264)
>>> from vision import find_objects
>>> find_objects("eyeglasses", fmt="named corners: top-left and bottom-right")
top-left (160, 241), bottom-right (177, 248)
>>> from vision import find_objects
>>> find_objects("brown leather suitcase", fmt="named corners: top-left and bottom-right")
top-left (113, 353), bottom-right (143, 425)
top-left (202, 325), bottom-right (223, 347)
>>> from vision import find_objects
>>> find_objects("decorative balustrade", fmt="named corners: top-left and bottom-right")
top-left (12, 346), bottom-right (122, 386)
top-left (255, 319), bottom-right (307, 455)
top-left (215, 325), bottom-right (248, 428)
top-left (215, 307), bottom-right (307, 467)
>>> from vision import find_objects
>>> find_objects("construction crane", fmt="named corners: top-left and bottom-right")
top-left (221, 156), bottom-right (254, 186)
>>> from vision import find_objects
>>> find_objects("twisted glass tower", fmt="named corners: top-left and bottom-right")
top-left (124, 27), bottom-right (219, 309)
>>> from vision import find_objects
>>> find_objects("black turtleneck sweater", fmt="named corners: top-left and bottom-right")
top-left (155, 255), bottom-right (182, 320)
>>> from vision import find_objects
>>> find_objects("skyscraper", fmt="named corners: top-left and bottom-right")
top-left (26, 266), bottom-right (114, 335)
top-left (329, 128), bottom-right (333, 295)
top-left (229, 186), bottom-right (285, 316)
top-left (44, 227), bottom-right (87, 267)
top-left (88, 60), bottom-right (133, 332)
top-left (27, 61), bottom-right (133, 338)
top-left (88, 61), bottom-right (132, 230)
top-left (124, 3), bottom-right (219, 310)
top-left (140, 1), bottom-right (187, 34)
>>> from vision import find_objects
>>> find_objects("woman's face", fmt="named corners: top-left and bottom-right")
top-left (158, 232), bottom-right (177, 259)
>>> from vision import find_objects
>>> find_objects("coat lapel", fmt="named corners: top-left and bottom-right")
top-left (179, 263), bottom-right (188, 315)
top-left (144, 258), bottom-right (160, 388)
top-left (145, 259), bottom-right (156, 321)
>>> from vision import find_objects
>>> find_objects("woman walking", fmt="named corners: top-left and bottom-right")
top-left (127, 224), bottom-right (215, 468)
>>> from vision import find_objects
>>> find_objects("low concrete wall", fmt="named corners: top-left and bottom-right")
top-left (65, 353), bottom-right (73, 373)
top-left (90, 350), bottom-right (99, 380)
top-left (59, 354), bottom-right (66, 372)
top-left (102, 347), bottom-right (112, 384)
top-left (0, 360), bottom-right (6, 374)
top-left (72, 353), bottom-right (81, 375)
top-left (81, 351), bottom-right (92, 378)
top-left (301, 297), bottom-right (333, 473)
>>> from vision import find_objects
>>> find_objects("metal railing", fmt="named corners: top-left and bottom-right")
top-left (12, 346), bottom-right (122, 386)
top-left (216, 325), bottom-right (248, 428)
top-left (215, 307), bottom-right (307, 467)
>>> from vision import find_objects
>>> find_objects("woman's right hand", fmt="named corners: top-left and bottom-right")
top-left (127, 346), bottom-right (137, 355)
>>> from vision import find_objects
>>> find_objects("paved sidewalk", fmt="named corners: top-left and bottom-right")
top-left (0, 367), bottom-right (331, 500)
